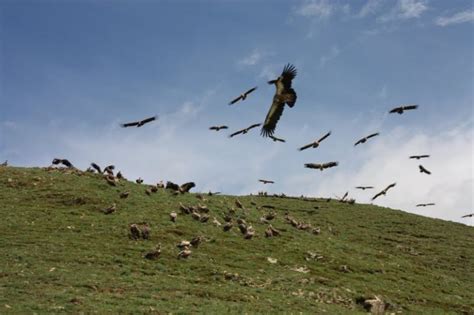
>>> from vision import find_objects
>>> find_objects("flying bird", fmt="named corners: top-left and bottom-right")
top-left (228, 86), bottom-right (258, 105)
top-left (269, 135), bottom-right (286, 142)
top-left (261, 64), bottom-right (297, 137)
top-left (355, 186), bottom-right (374, 190)
top-left (354, 133), bottom-right (380, 146)
top-left (229, 123), bottom-right (261, 138)
top-left (409, 155), bottom-right (430, 160)
top-left (304, 161), bottom-right (339, 171)
top-left (121, 115), bottom-right (157, 128)
top-left (416, 203), bottom-right (435, 207)
top-left (389, 104), bottom-right (418, 114)
top-left (461, 213), bottom-right (474, 218)
top-left (371, 183), bottom-right (396, 201)
top-left (299, 131), bottom-right (331, 151)
top-left (419, 165), bottom-right (431, 175)
top-left (209, 125), bottom-right (228, 131)
top-left (259, 179), bottom-right (274, 184)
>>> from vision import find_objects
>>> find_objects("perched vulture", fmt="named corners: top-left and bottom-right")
top-left (461, 213), bottom-right (474, 218)
top-left (119, 191), bottom-right (130, 199)
top-left (121, 115), bottom-right (157, 128)
top-left (389, 104), bottom-right (418, 114)
top-left (102, 203), bottom-right (116, 214)
top-left (354, 133), bottom-right (380, 146)
top-left (261, 64), bottom-right (297, 137)
top-left (416, 203), bottom-right (435, 207)
top-left (259, 179), bottom-right (274, 184)
top-left (304, 161), bottom-right (339, 171)
top-left (0, 160), bottom-right (7, 167)
top-left (136, 177), bottom-right (144, 184)
top-left (419, 165), bottom-right (431, 175)
top-left (209, 125), bottom-right (228, 131)
top-left (144, 245), bottom-right (161, 260)
top-left (229, 123), bottom-right (261, 138)
top-left (228, 86), bottom-right (258, 105)
top-left (371, 183), bottom-right (396, 201)
top-left (180, 182), bottom-right (196, 193)
top-left (90, 163), bottom-right (102, 174)
top-left (355, 186), bottom-right (374, 190)
top-left (166, 181), bottom-right (180, 190)
top-left (298, 131), bottom-right (331, 151)
top-left (410, 155), bottom-right (430, 160)
top-left (269, 135), bottom-right (286, 142)
top-left (103, 165), bottom-right (115, 175)
top-left (177, 248), bottom-right (192, 259)
top-left (52, 158), bottom-right (74, 168)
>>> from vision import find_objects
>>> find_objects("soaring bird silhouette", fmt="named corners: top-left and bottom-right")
top-left (354, 133), bottom-right (380, 146)
top-left (261, 64), bottom-right (297, 137)
top-left (304, 162), bottom-right (339, 171)
top-left (229, 123), bottom-right (261, 138)
top-left (259, 179), bottom-right (274, 184)
top-left (121, 116), bottom-right (157, 128)
top-left (389, 104), bottom-right (418, 114)
top-left (229, 87), bottom-right (258, 105)
top-left (419, 165), bottom-right (431, 175)
top-left (416, 203), bottom-right (435, 207)
top-left (410, 155), bottom-right (430, 160)
top-left (355, 186), bottom-right (374, 190)
top-left (461, 213), bottom-right (474, 218)
top-left (371, 183), bottom-right (396, 201)
top-left (209, 125), bottom-right (228, 131)
top-left (269, 135), bottom-right (286, 142)
top-left (299, 131), bottom-right (331, 151)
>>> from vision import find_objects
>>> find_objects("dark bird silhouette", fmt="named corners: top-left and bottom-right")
top-left (209, 125), bottom-right (228, 131)
top-left (410, 155), bottom-right (430, 160)
top-left (1, 160), bottom-right (8, 167)
top-left (259, 179), bottom-right (274, 184)
top-left (229, 123), bottom-right (261, 138)
top-left (119, 191), bottom-right (130, 199)
top-left (144, 244), bottom-right (161, 260)
top-left (269, 135), bottom-right (286, 142)
top-left (136, 177), bottom-right (144, 184)
top-left (121, 115), bottom-right (157, 128)
top-left (354, 133), bottom-right (380, 146)
top-left (90, 163), bottom-right (102, 173)
top-left (52, 158), bottom-right (74, 168)
top-left (461, 213), bottom-right (474, 218)
top-left (299, 131), bottom-right (331, 151)
top-left (339, 191), bottom-right (348, 202)
top-left (389, 104), bottom-right (418, 114)
top-left (102, 203), bottom-right (116, 214)
top-left (416, 203), bottom-right (435, 207)
top-left (261, 64), bottom-right (297, 137)
top-left (229, 86), bottom-right (258, 105)
top-left (355, 186), bottom-right (374, 190)
top-left (371, 183), bottom-right (396, 201)
top-left (304, 162), bottom-right (339, 171)
top-left (419, 165), bottom-right (431, 175)
top-left (180, 182), bottom-right (196, 193)
top-left (103, 165), bottom-right (115, 175)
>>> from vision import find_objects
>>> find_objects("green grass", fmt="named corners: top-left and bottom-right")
top-left (0, 166), bottom-right (473, 314)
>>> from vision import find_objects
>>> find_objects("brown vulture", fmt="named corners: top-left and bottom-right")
top-left (121, 115), bottom-right (157, 128)
top-left (229, 123), bottom-right (261, 138)
top-left (304, 161), bottom-right (339, 171)
top-left (209, 125), bottom-right (228, 131)
top-left (228, 86), bottom-right (258, 105)
top-left (144, 244), bottom-right (161, 260)
top-left (410, 155), bottom-right (430, 159)
top-left (102, 203), bottom-right (116, 214)
top-left (261, 64), bottom-right (297, 137)
top-left (371, 183), bottom-right (396, 201)
top-left (354, 133), bottom-right (380, 146)
top-left (180, 182), bottom-right (196, 193)
top-left (1, 160), bottom-right (7, 167)
top-left (136, 177), bottom-right (144, 184)
top-left (52, 158), bottom-right (74, 168)
top-left (103, 165), bottom-right (115, 175)
top-left (269, 135), bottom-right (286, 142)
top-left (461, 213), bottom-right (474, 218)
top-left (90, 162), bottom-right (102, 173)
top-left (299, 131), bottom-right (331, 151)
top-left (259, 179), bottom-right (275, 184)
top-left (389, 104), bottom-right (418, 114)
top-left (119, 191), bottom-right (130, 199)
top-left (419, 165), bottom-right (431, 175)
top-left (355, 186), bottom-right (374, 190)
top-left (416, 203), bottom-right (435, 207)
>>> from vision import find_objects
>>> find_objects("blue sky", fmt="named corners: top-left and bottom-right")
top-left (1, 0), bottom-right (473, 224)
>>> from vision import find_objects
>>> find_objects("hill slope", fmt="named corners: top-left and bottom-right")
top-left (0, 166), bottom-right (473, 314)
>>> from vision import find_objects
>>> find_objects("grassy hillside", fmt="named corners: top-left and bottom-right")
top-left (0, 166), bottom-right (473, 314)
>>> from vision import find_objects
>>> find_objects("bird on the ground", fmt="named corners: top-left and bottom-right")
top-left (129, 224), bottom-right (141, 240)
top-left (103, 203), bottom-right (116, 214)
top-left (416, 203), bottom-right (435, 207)
top-left (229, 123), bottom-right (261, 138)
top-left (144, 244), bottom-right (161, 260)
top-left (389, 104), bottom-right (418, 114)
top-left (269, 135), bottom-right (286, 142)
top-left (170, 211), bottom-right (177, 222)
top-left (136, 178), bottom-right (143, 184)
top-left (261, 64), bottom-right (297, 137)
top-left (1, 160), bottom-right (7, 167)
top-left (209, 125), bottom-right (228, 131)
top-left (103, 165), bottom-right (115, 176)
top-left (177, 248), bottom-right (192, 259)
top-left (121, 115), bottom-right (157, 128)
top-left (116, 171), bottom-right (124, 179)
top-left (371, 183), bottom-right (396, 201)
top-left (90, 163), bottom-right (102, 173)
top-left (355, 186), bottom-right (374, 190)
top-left (298, 131), bottom-right (331, 151)
top-left (190, 236), bottom-right (203, 248)
top-left (119, 191), bottom-right (130, 199)
top-left (52, 158), bottom-right (74, 168)
top-left (180, 182), bottom-right (196, 193)
top-left (229, 86), bottom-right (258, 105)
top-left (259, 179), bottom-right (274, 184)
top-left (409, 155), bottom-right (430, 160)
top-left (354, 133), bottom-right (380, 146)
top-left (304, 162), bottom-right (339, 171)
top-left (419, 165), bottom-right (431, 175)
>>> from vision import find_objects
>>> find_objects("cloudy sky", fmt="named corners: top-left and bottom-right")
top-left (1, 0), bottom-right (473, 225)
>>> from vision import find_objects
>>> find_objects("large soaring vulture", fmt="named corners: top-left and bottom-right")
top-left (304, 162), bottom-right (338, 171)
top-left (371, 183), bottom-right (396, 201)
top-left (355, 186), bottom-right (374, 190)
top-left (209, 125), bottom-right (228, 131)
top-left (389, 104), bottom-right (418, 114)
top-left (269, 135), bottom-right (286, 142)
top-left (261, 64), bottom-right (297, 137)
top-left (259, 179), bottom-right (274, 184)
top-left (229, 123), bottom-right (261, 138)
top-left (419, 165), bottom-right (431, 175)
top-left (410, 155), bottom-right (430, 160)
top-left (354, 133), bottom-right (380, 146)
top-left (299, 131), bottom-right (331, 151)
top-left (229, 87), bottom-right (258, 105)
top-left (461, 213), bottom-right (474, 218)
top-left (121, 116), bottom-right (157, 128)
top-left (416, 203), bottom-right (435, 207)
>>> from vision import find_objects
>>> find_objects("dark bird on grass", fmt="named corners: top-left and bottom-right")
top-left (229, 123), bottom-right (261, 138)
top-left (103, 165), bottom-right (115, 176)
top-left (180, 182), bottom-right (196, 193)
top-left (52, 158), bottom-right (74, 168)
top-left (235, 199), bottom-right (244, 209)
top-left (116, 171), bottom-right (124, 179)
top-left (223, 222), bottom-right (233, 232)
top-left (229, 86), bottom-right (258, 105)
top-left (177, 248), bottom-right (192, 259)
top-left (419, 165), bottom-right (431, 175)
top-left (120, 191), bottom-right (130, 199)
top-left (121, 115), bottom-right (157, 128)
top-left (259, 179), bottom-right (274, 184)
top-left (410, 155), bottom-right (430, 160)
top-left (90, 163), bottom-right (102, 173)
top-left (371, 183), bottom-right (396, 201)
top-left (244, 226), bottom-right (255, 239)
top-left (190, 236), bottom-right (203, 248)
top-left (269, 135), bottom-right (286, 142)
top-left (1, 160), bottom-right (7, 167)
top-left (354, 133), bottom-right (380, 146)
top-left (209, 125), bottom-right (228, 131)
top-left (299, 131), bottom-right (331, 151)
top-left (304, 161), bottom-right (339, 171)
top-left (129, 224), bottom-right (141, 240)
top-left (416, 203), bottom-right (435, 207)
top-left (339, 191), bottom-right (349, 202)
top-left (136, 177), bottom-right (144, 184)
top-left (144, 244), bottom-right (161, 260)
top-left (170, 211), bottom-right (177, 222)
top-left (261, 64), bottom-right (297, 137)
top-left (105, 176), bottom-right (117, 186)
top-left (389, 104), bottom-right (418, 114)
top-left (461, 213), bottom-right (474, 218)
top-left (207, 191), bottom-right (221, 196)
top-left (355, 186), bottom-right (374, 190)
top-left (103, 203), bottom-right (116, 214)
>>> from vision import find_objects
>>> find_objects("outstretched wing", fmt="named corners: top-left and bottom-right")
top-left (244, 86), bottom-right (258, 96)
top-left (261, 96), bottom-right (285, 137)
top-left (247, 123), bottom-right (261, 130)
top-left (280, 64), bottom-right (297, 89)
top-left (371, 191), bottom-right (383, 201)
top-left (270, 135), bottom-right (285, 142)
top-left (389, 106), bottom-right (402, 113)
top-left (121, 121), bottom-right (139, 128)
top-left (209, 126), bottom-right (218, 130)
top-left (91, 163), bottom-right (102, 173)
top-left (304, 163), bottom-right (320, 169)
top-left (298, 142), bottom-right (313, 151)
top-left (354, 138), bottom-right (363, 146)
top-left (139, 116), bottom-right (157, 126)
top-left (402, 104), bottom-right (418, 111)
top-left (367, 132), bottom-right (380, 139)
top-left (386, 183), bottom-right (396, 190)
top-left (323, 161), bottom-right (338, 169)
top-left (318, 131), bottom-right (331, 143)
top-left (229, 129), bottom-right (244, 138)
top-left (219, 125), bottom-right (229, 130)
top-left (229, 95), bottom-right (243, 105)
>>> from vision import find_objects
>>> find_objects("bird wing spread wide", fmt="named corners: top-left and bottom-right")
top-left (261, 97), bottom-right (285, 137)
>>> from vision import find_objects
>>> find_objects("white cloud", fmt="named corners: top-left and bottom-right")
top-left (357, 0), bottom-right (383, 18)
top-left (435, 10), bottom-right (474, 27)
top-left (295, 0), bottom-right (335, 19)
top-left (320, 46), bottom-right (340, 67)
top-left (378, 0), bottom-right (428, 22)
top-left (238, 49), bottom-right (263, 66)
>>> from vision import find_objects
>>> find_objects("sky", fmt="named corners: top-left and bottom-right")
top-left (0, 0), bottom-right (473, 225)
